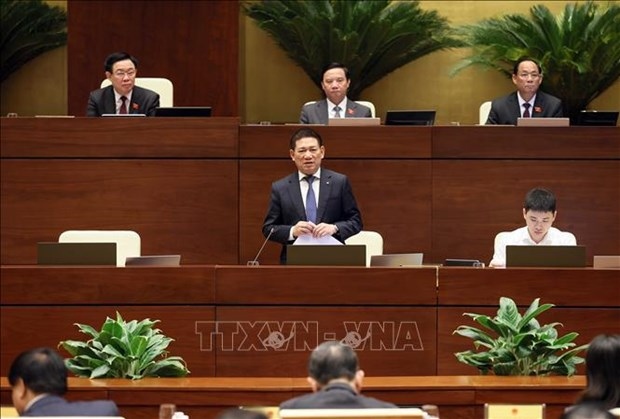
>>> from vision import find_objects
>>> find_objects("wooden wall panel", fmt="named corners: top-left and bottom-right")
top-left (239, 160), bottom-right (432, 265)
top-left (0, 160), bottom-right (238, 264)
top-left (67, 1), bottom-right (238, 116)
top-left (0, 306), bottom-right (216, 377)
top-left (432, 160), bottom-right (620, 264)
top-left (215, 307), bottom-right (437, 377)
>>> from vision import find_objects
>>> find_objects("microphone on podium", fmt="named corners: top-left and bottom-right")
top-left (247, 227), bottom-right (275, 266)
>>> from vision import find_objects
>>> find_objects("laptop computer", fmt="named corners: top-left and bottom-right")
top-left (37, 242), bottom-right (117, 265)
top-left (154, 107), bottom-right (212, 117)
top-left (385, 110), bottom-right (436, 126)
top-left (125, 255), bottom-right (181, 266)
top-left (286, 245), bottom-right (366, 266)
top-left (574, 111), bottom-right (619, 126)
top-left (506, 245), bottom-right (586, 267)
top-left (328, 117), bottom-right (381, 126)
top-left (593, 255), bottom-right (620, 269)
top-left (370, 253), bottom-right (423, 267)
top-left (516, 117), bottom-right (569, 127)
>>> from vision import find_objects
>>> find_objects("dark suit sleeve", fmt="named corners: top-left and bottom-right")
top-left (333, 176), bottom-right (363, 241)
top-left (300, 104), bottom-right (310, 124)
top-left (486, 100), bottom-right (502, 125)
top-left (262, 182), bottom-right (293, 244)
top-left (86, 91), bottom-right (102, 116)
top-left (143, 91), bottom-right (160, 116)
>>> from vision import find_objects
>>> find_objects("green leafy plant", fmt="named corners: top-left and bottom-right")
top-left (451, 1), bottom-right (620, 121)
top-left (0, 0), bottom-right (67, 82)
top-left (243, 0), bottom-right (462, 99)
top-left (453, 297), bottom-right (587, 376)
top-left (59, 312), bottom-right (189, 379)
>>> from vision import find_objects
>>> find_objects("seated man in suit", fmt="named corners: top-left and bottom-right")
top-left (489, 187), bottom-right (576, 267)
top-left (87, 51), bottom-right (160, 116)
top-left (262, 128), bottom-right (363, 263)
top-left (486, 57), bottom-right (563, 125)
top-left (300, 62), bottom-right (372, 124)
top-left (279, 341), bottom-right (397, 409)
top-left (9, 347), bottom-right (120, 416)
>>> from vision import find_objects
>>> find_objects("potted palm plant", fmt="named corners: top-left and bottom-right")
top-left (59, 312), bottom-right (189, 379)
top-left (453, 297), bottom-right (587, 376)
top-left (451, 1), bottom-right (620, 122)
top-left (0, 0), bottom-right (67, 82)
top-left (243, 0), bottom-right (462, 100)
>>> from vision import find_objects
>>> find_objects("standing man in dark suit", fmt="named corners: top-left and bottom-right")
top-left (86, 51), bottom-right (160, 116)
top-left (279, 341), bottom-right (397, 409)
top-left (300, 63), bottom-right (372, 124)
top-left (262, 128), bottom-right (362, 263)
top-left (9, 347), bottom-right (120, 416)
top-left (486, 57), bottom-right (563, 125)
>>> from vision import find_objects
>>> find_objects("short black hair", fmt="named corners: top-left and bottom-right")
top-left (308, 341), bottom-right (358, 386)
top-left (524, 187), bottom-right (556, 213)
top-left (579, 334), bottom-right (620, 409)
top-left (513, 56), bottom-right (542, 75)
top-left (8, 347), bottom-right (68, 395)
top-left (104, 52), bottom-right (139, 73)
top-left (322, 62), bottom-right (350, 81)
top-left (289, 128), bottom-right (323, 150)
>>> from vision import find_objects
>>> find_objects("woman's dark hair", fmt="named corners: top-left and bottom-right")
top-left (578, 334), bottom-right (620, 409)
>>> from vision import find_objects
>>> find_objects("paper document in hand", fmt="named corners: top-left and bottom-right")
top-left (293, 234), bottom-right (342, 245)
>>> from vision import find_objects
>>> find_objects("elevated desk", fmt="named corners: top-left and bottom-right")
top-left (2, 119), bottom-right (619, 265)
top-left (0, 375), bottom-right (586, 419)
top-left (2, 265), bottom-right (617, 378)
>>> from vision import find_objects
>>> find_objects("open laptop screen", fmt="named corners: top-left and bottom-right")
top-left (154, 107), bottom-right (212, 117)
top-left (574, 111), bottom-right (619, 126)
top-left (385, 110), bottom-right (436, 126)
top-left (506, 245), bottom-right (586, 267)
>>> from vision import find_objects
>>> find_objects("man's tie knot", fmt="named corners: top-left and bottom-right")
top-left (523, 102), bottom-right (531, 118)
top-left (333, 106), bottom-right (342, 118)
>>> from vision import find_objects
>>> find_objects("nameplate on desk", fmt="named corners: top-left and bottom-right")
top-left (286, 244), bottom-right (366, 266)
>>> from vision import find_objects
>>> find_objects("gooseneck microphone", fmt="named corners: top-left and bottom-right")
top-left (247, 227), bottom-right (275, 266)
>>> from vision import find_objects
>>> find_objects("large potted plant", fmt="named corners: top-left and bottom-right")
top-left (243, 0), bottom-right (462, 100)
top-left (453, 297), bottom-right (587, 376)
top-left (451, 1), bottom-right (620, 122)
top-left (59, 312), bottom-right (189, 379)
top-left (0, 0), bottom-right (67, 82)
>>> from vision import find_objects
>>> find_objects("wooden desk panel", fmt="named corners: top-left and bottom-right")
top-left (239, 125), bottom-right (431, 158)
top-left (0, 306), bottom-right (216, 377)
top-left (0, 376), bottom-right (585, 419)
top-left (0, 266), bottom-right (215, 305)
top-left (214, 266), bottom-right (437, 305)
top-left (214, 307), bottom-right (437, 377)
top-left (438, 267), bottom-right (620, 306)
top-left (0, 117), bottom-right (239, 158)
top-left (239, 160), bottom-right (432, 264)
top-left (0, 160), bottom-right (238, 264)
top-left (432, 160), bottom-right (620, 263)
top-left (432, 126), bottom-right (620, 158)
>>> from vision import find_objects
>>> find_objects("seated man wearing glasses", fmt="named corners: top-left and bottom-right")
top-left (87, 51), bottom-right (160, 116)
top-left (485, 57), bottom-right (563, 125)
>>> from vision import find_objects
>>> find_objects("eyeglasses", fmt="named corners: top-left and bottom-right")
top-left (518, 72), bottom-right (541, 79)
top-left (112, 69), bottom-right (136, 78)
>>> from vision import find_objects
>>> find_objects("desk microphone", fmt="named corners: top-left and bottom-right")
top-left (247, 227), bottom-right (275, 266)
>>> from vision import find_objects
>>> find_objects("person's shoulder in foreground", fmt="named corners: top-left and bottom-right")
top-left (486, 56), bottom-right (563, 125)
top-left (300, 62), bottom-right (371, 124)
top-left (9, 346), bottom-right (120, 416)
top-left (86, 51), bottom-right (160, 117)
top-left (562, 402), bottom-right (616, 419)
top-left (279, 340), bottom-right (397, 409)
top-left (216, 407), bottom-right (268, 419)
top-left (489, 187), bottom-right (576, 267)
